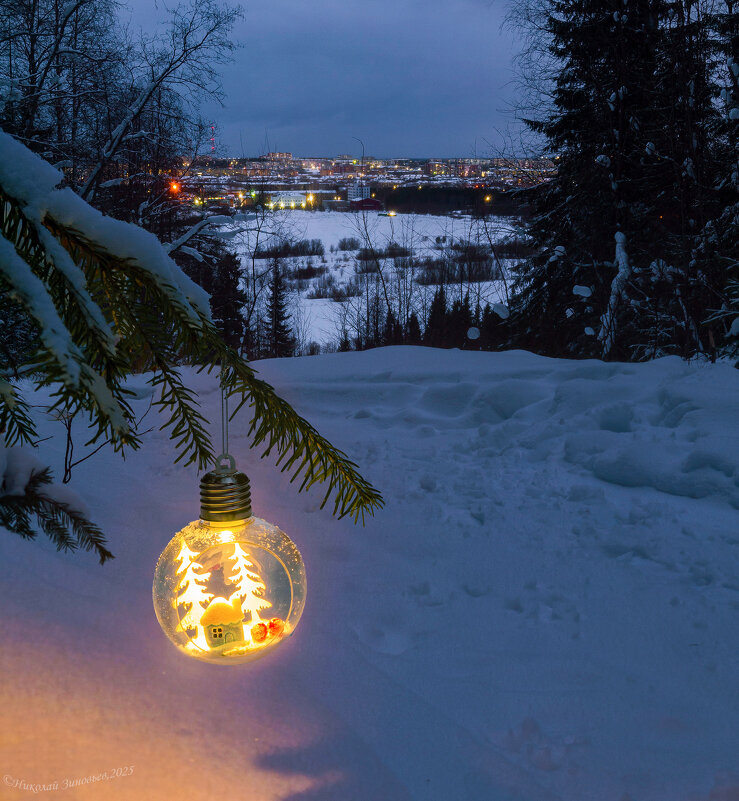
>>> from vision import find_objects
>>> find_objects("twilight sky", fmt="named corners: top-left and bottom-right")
top-left (125, 0), bottom-right (520, 158)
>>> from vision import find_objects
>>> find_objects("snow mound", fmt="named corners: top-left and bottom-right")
top-left (1, 347), bottom-right (737, 801)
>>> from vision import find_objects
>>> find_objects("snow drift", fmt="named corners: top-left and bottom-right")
top-left (1, 348), bottom-right (737, 801)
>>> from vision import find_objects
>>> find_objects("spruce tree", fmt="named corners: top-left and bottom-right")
top-left (262, 258), bottom-right (295, 358)
top-left (628, 0), bottom-right (724, 358)
top-left (424, 285), bottom-right (448, 347)
top-left (382, 311), bottom-right (403, 346)
top-left (177, 240), bottom-right (246, 352)
top-left (406, 312), bottom-right (422, 345)
top-left (693, 0), bottom-right (739, 358)
top-left (210, 251), bottom-right (247, 352)
top-left (511, 0), bottom-right (721, 359)
top-left (447, 294), bottom-right (473, 349)
top-left (338, 329), bottom-right (353, 352)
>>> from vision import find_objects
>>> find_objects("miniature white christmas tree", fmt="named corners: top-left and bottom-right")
top-left (225, 543), bottom-right (272, 626)
top-left (174, 543), bottom-right (213, 650)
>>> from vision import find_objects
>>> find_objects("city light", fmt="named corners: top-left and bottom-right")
top-left (159, 156), bottom-right (555, 217)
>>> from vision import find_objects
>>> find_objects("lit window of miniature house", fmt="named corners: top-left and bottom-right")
top-left (201, 596), bottom-right (244, 647)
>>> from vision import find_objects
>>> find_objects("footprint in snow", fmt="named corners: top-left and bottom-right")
top-left (504, 716), bottom-right (587, 773)
top-left (352, 622), bottom-right (412, 656)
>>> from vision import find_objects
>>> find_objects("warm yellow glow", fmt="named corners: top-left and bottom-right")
top-left (153, 517), bottom-right (306, 665)
top-left (388, 210), bottom-right (397, 217)
top-left (485, 195), bottom-right (492, 202)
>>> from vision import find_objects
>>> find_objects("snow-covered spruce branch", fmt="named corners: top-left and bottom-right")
top-left (1, 130), bottom-right (383, 551)
top-left (49, 227), bottom-right (383, 519)
top-left (219, 356), bottom-right (384, 523)
top-left (48, 224), bottom-right (384, 520)
top-left (164, 217), bottom-right (214, 255)
top-left (0, 464), bottom-right (113, 564)
top-left (0, 186), bottom-right (135, 451)
top-left (0, 379), bottom-right (36, 448)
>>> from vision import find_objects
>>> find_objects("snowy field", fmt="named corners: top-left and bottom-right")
top-left (1, 348), bottom-right (738, 801)
top-left (223, 210), bottom-right (517, 347)
top-left (238, 209), bottom-right (516, 254)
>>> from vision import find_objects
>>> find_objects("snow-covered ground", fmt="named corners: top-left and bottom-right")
top-left (244, 209), bottom-right (516, 254)
top-left (224, 210), bottom-right (516, 347)
top-left (1, 348), bottom-right (738, 800)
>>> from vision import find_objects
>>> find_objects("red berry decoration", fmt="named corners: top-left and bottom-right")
top-left (268, 618), bottom-right (285, 638)
top-left (251, 622), bottom-right (268, 643)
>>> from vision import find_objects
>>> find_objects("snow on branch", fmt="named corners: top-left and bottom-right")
top-left (0, 129), bottom-right (384, 531)
top-left (599, 231), bottom-right (632, 357)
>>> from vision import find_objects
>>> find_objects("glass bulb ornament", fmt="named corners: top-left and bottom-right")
top-left (153, 456), bottom-right (306, 664)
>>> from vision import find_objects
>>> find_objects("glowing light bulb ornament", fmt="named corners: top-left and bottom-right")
top-left (153, 382), bottom-right (306, 664)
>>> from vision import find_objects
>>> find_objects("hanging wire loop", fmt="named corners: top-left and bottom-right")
top-left (216, 368), bottom-right (232, 470)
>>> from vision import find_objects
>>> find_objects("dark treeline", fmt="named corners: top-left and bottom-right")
top-left (500, 0), bottom-right (738, 361)
top-left (335, 286), bottom-right (507, 354)
top-left (376, 186), bottom-right (530, 217)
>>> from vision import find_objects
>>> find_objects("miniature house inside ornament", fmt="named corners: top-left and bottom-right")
top-left (153, 455), bottom-right (306, 664)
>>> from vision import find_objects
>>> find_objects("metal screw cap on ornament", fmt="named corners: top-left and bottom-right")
top-left (200, 454), bottom-right (252, 521)
top-left (153, 455), bottom-right (306, 665)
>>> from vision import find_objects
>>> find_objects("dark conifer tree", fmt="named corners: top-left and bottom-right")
top-left (447, 294), bottom-right (473, 348)
top-left (210, 251), bottom-right (247, 351)
top-left (692, 0), bottom-right (739, 358)
top-left (424, 285), bottom-right (448, 347)
top-left (406, 312), bottom-right (422, 345)
top-left (511, 0), bottom-right (721, 359)
top-left (0, 296), bottom-right (38, 373)
top-left (338, 329), bottom-right (353, 351)
top-left (263, 258), bottom-right (295, 358)
top-left (175, 239), bottom-right (246, 352)
top-left (382, 311), bottom-right (403, 346)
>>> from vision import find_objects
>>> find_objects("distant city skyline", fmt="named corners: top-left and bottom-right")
top-left (124, 0), bottom-right (521, 159)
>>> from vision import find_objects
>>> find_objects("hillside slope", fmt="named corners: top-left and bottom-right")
top-left (1, 348), bottom-right (737, 801)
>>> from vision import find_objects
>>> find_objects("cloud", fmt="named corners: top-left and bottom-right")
top-left (126, 0), bottom-right (520, 156)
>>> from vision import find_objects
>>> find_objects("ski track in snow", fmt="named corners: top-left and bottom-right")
top-left (1, 348), bottom-right (737, 801)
